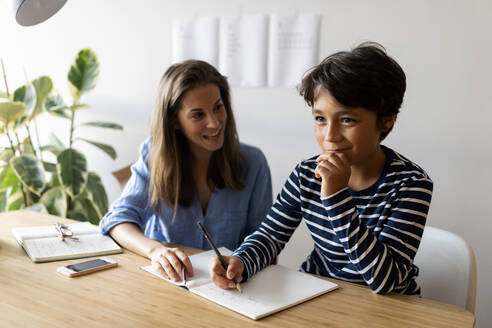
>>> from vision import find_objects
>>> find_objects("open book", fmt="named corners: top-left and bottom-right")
top-left (12, 222), bottom-right (122, 263)
top-left (141, 248), bottom-right (338, 320)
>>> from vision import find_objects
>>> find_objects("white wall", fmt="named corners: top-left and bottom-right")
top-left (1, 0), bottom-right (491, 326)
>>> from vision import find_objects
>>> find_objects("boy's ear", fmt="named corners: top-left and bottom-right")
top-left (380, 114), bottom-right (397, 132)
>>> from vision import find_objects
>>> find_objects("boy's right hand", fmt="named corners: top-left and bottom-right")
top-left (208, 255), bottom-right (245, 289)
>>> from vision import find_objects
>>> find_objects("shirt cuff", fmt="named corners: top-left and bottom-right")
top-left (232, 250), bottom-right (252, 281)
top-left (99, 212), bottom-right (144, 235)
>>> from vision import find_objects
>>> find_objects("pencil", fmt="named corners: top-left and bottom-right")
top-left (182, 266), bottom-right (187, 286)
top-left (197, 221), bottom-right (242, 293)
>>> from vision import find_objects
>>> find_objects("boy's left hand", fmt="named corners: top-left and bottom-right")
top-left (315, 153), bottom-right (351, 198)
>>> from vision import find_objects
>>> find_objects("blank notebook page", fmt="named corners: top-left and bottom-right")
top-left (191, 264), bottom-right (338, 320)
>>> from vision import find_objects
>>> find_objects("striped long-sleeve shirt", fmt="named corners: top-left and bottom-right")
top-left (233, 145), bottom-right (433, 295)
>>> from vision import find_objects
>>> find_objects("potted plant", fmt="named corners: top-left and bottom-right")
top-left (0, 49), bottom-right (122, 224)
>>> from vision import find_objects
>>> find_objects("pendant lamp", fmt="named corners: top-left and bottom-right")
top-left (12, 0), bottom-right (67, 26)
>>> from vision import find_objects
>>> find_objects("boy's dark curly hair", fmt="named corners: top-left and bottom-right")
top-left (299, 42), bottom-right (406, 140)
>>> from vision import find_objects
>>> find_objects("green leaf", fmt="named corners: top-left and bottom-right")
top-left (78, 121), bottom-right (123, 130)
top-left (40, 133), bottom-right (66, 156)
top-left (25, 203), bottom-right (48, 213)
top-left (50, 133), bottom-right (66, 149)
top-left (12, 84), bottom-right (35, 130)
top-left (69, 104), bottom-right (89, 112)
top-left (29, 76), bottom-right (53, 120)
top-left (84, 172), bottom-right (108, 218)
top-left (67, 198), bottom-right (88, 221)
top-left (45, 93), bottom-right (71, 119)
top-left (0, 165), bottom-right (20, 190)
top-left (57, 148), bottom-right (88, 199)
top-left (0, 148), bottom-right (15, 163)
top-left (44, 92), bottom-right (65, 109)
top-left (13, 115), bottom-right (28, 130)
top-left (29, 189), bottom-right (40, 203)
top-left (42, 161), bottom-right (57, 172)
top-left (77, 138), bottom-right (117, 160)
top-left (13, 83), bottom-right (36, 117)
top-left (40, 145), bottom-right (61, 156)
top-left (21, 138), bottom-right (36, 156)
top-left (40, 187), bottom-right (67, 217)
top-left (0, 101), bottom-right (26, 126)
top-left (68, 49), bottom-right (99, 102)
top-left (80, 197), bottom-right (100, 224)
top-left (50, 170), bottom-right (61, 187)
top-left (8, 185), bottom-right (24, 211)
top-left (49, 108), bottom-right (72, 119)
top-left (9, 155), bottom-right (46, 196)
top-left (0, 189), bottom-right (9, 212)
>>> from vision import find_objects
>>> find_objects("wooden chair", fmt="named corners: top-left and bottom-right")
top-left (112, 165), bottom-right (132, 190)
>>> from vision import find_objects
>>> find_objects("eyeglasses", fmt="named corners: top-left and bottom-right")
top-left (54, 223), bottom-right (79, 241)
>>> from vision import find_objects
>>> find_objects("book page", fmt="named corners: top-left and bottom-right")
top-left (23, 234), bottom-right (121, 261)
top-left (219, 14), bottom-right (269, 87)
top-left (191, 264), bottom-right (338, 320)
top-left (267, 13), bottom-right (322, 87)
top-left (12, 222), bottom-right (98, 241)
top-left (141, 247), bottom-right (232, 289)
top-left (172, 16), bottom-right (219, 68)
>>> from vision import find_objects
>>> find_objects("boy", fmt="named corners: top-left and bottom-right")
top-left (209, 42), bottom-right (433, 295)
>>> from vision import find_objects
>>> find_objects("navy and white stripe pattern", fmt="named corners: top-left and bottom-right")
top-left (233, 145), bottom-right (433, 295)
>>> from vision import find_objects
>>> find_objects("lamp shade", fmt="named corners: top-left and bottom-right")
top-left (12, 0), bottom-right (67, 26)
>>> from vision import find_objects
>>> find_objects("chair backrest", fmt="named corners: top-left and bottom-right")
top-left (112, 165), bottom-right (132, 190)
top-left (413, 226), bottom-right (477, 313)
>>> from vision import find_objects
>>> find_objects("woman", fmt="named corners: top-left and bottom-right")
top-left (100, 60), bottom-right (272, 283)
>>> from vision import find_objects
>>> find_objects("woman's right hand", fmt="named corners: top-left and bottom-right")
top-left (208, 255), bottom-right (245, 289)
top-left (150, 246), bottom-right (194, 282)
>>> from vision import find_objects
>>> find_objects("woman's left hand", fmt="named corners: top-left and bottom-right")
top-left (315, 153), bottom-right (351, 198)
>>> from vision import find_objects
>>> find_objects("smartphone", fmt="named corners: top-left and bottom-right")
top-left (56, 258), bottom-right (118, 277)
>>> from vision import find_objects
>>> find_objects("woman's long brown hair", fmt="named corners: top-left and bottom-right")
top-left (148, 60), bottom-right (246, 216)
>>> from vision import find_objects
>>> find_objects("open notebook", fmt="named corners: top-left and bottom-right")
top-left (141, 248), bottom-right (338, 320)
top-left (12, 222), bottom-right (122, 263)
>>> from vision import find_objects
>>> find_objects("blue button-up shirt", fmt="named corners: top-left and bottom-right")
top-left (100, 138), bottom-right (273, 251)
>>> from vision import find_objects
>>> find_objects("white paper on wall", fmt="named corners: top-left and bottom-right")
top-left (267, 13), bottom-right (321, 87)
top-left (172, 16), bottom-right (220, 68)
top-left (219, 14), bottom-right (269, 87)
